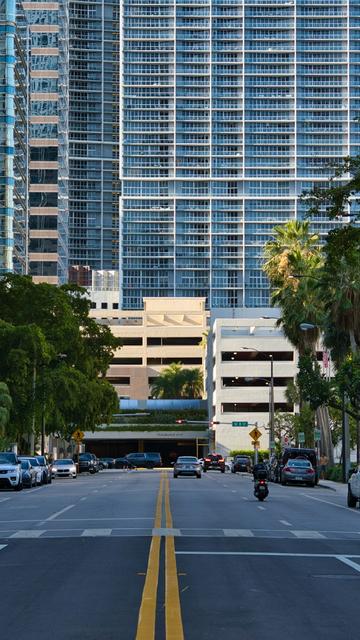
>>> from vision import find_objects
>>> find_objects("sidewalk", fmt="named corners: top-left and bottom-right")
top-left (318, 479), bottom-right (348, 495)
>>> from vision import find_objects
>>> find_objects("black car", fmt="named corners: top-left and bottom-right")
top-left (203, 453), bottom-right (226, 473)
top-left (99, 457), bottom-right (116, 469)
top-left (231, 455), bottom-right (252, 473)
top-left (74, 453), bottom-right (99, 474)
top-left (125, 453), bottom-right (160, 469)
top-left (114, 457), bottom-right (135, 469)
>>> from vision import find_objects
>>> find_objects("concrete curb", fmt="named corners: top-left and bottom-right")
top-left (318, 482), bottom-right (337, 492)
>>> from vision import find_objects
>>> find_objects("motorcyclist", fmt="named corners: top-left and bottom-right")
top-left (253, 461), bottom-right (268, 481)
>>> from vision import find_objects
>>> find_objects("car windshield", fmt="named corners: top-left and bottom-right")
top-left (26, 458), bottom-right (40, 467)
top-left (21, 461), bottom-right (30, 470)
top-left (177, 457), bottom-right (198, 463)
top-left (36, 456), bottom-right (46, 465)
top-left (0, 457), bottom-right (11, 465)
top-left (289, 460), bottom-right (311, 468)
top-left (0, 453), bottom-right (16, 463)
top-left (54, 459), bottom-right (73, 466)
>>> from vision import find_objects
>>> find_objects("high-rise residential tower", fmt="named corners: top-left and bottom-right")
top-left (25, 0), bottom-right (69, 284)
top-left (68, 0), bottom-right (120, 274)
top-left (0, 0), bottom-right (29, 275)
top-left (119, 0), bottom-right (360, 309)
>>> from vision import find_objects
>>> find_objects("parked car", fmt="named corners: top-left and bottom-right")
top-left (99, 457), bottom-right (116, 469)
top-left (98, 459), bottom-right (109, 470)
top-left (51, 459), bottom-right (77, 479)
top-left (231, 455), bottom-right (252, 473)
top-left (74, 453), bottom-right (99, 474)
top-left (281, 458), bottom-right (316, 486)
top-left (281, 448), bottom-right (319, 484)
top-left (203, 453), bottom-right (225, 473)
top-left (144, 452), bottom-right (162, 468)
top-left (125, 453), bottom-right (160, 469)
top-left (173, 456), bottom-right (202, 479)
top-left (348, 466), bottom-right (360, 507)
top-left (20, 460), bottom-right (37, 488)
top-left (114, 457), bottom-right (135, 469)
top-left (18, 457), bottom-right (43, 485)
top-left (0, 453), bottom-right (22, 490)
top-left (35, 455), bottom-right (52, 484)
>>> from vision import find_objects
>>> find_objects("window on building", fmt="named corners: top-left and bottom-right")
top-left (106, 377), bottom-right (130, 385)
top-left (101, 303), bottom-right (108, 309)
top-left (222, 377), bottom-right (293, 388)
top-left (221, 403), bottom-right (293, 413)
top-left (120, 337), bottom-right (143, 346)
top-left (111, 357), bottom-right (142, 365)
top-left (113, 303), bottom-right (119, 309)
top-left (221, 351), bottom-right (294, 362)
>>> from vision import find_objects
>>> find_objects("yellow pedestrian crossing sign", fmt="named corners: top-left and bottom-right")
top-left (249, 427), bottom-right (261, 442)
top-left (72, 429), bottom-right (84, 443)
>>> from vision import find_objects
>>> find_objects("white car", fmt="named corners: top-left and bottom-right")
top-left (348, 467), bottom-right (360, 507)
top-left (19, 457), bottom-right (43, 485)
top-left (0, 454), bottom-right (23, 491)
top-left (51, 459), bottom-right (77, 479)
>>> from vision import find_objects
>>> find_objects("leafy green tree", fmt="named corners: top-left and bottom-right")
top-left (0, 275), bottom-right (121, 444)
top-left (0, 382), bottom-right (12, 435)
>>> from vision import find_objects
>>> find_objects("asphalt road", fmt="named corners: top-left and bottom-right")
top-left (1, 470), bottom-right (360, 639)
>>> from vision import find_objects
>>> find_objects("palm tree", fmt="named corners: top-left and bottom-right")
top-left (0, 382), bottom-right (12, 435)
top-left (181, 368), bottom-right (204, 399)
top-left (150, 363), bottom-right (204, 399)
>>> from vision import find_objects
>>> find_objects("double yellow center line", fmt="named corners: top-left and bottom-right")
top-left (136, 472), bottom-right (184, 640)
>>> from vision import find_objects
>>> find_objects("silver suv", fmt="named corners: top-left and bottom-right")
top-left (348, 467), bottom-right (360, 507)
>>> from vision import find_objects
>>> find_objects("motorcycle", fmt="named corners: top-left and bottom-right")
top-left (254, 478), bottom-right (269, 501)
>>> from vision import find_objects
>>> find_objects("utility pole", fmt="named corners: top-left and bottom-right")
top-left (269, 354), bottom-right (275, 455)
top-left (342, 392), bottom-right (350, 483)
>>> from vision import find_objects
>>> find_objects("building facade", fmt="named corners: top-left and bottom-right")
top-left (119, 0), bottom-right (360, 309)
top-left (0, 0), bottom-right (29, 275)
top-left (68, 0), bottom-right (120, 275)
top-left (25, 0), bottom-right (69, 284)
top-left (89, 296), bottom-right (208, 400)
top-left (208, 315), bottom-right (298, 454)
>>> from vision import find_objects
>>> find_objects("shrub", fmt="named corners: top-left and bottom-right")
top-left (230, 449), bottom-right (268, 462)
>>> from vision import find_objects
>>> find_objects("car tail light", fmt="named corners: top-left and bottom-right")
top-left (259, 480), bottom-right (266, 485)
top-left (205, 458), bottom-right (211, 462)
top-left (305, 469), bottom-right (313, 474)
top-left (284, 466), bottom-right (293, 473)
top-left (219, 458), bottom-right (224, 463)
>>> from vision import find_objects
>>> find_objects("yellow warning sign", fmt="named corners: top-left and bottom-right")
top-left (249, 427), bottom-right (261, 442)
top-left (72, 429), bottom-right (84, 442)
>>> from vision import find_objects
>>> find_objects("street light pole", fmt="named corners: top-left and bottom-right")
top-left (269, 355), bottom-right (275, 455)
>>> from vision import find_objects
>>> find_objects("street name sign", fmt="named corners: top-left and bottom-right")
top-left (298, 432), bottom-right (305, 444)
top-left (314, 429), bottom-right (321, 441)
top-left (232, 421), bottom-right (248, 427)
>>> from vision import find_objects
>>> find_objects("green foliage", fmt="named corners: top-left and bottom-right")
top-left (0, 381), bottom-right (12, 435)
top-left (302, 156), bottom-right (360, 220)
top-left (150, 363), bottom-right (204, 399)
top-left (293, 405), bottom-right (316, 448)
top-left (297, 355), bottom-right (332, 410)
top-left (325, 465), bottom-right (343, 482)
top-left (0, 274), bottom-right (121, 443)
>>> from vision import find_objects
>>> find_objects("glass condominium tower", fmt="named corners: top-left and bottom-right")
top-left (0, 0), bottom-right (29, 275)
top-left (119, 0), bottom-right (360, 309)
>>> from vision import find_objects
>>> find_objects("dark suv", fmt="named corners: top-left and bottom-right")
top-left (203, 453), bottom-right (225, 473)
top-left (125, 452), bottom-right (162, 469)
top-left (231, 455), bottom-right (252, 473)
top-left (75, 453), bottom-right (99, 474)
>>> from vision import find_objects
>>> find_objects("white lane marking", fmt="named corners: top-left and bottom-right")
top-left (223, 529), bottom-right (254, 537)
top-left (280, 520), bottom-right (293, 527)
top-left (11, 530), bottom-right (46, 538)
top-left (175, 551), bottom-right (360, 558)
top-left (45, 505), bottom-right (75, 522)
top-left (258, 506), bottom-right (266, 511)
top-left (291, 530), bottom-right (326, 539)
top-left (0, 497), bottom-right (10, 503)
top-left (231, 490), bottom-right (237, 493)
top-left (80, 497), bottom-right (87, 501)
top-left (57, 516), bottom-right (154, 521)
top-left (92, 490), bottom-right (99, 493)
top-left (337, 556), bottom-right (360, 573)
top-left (242, 497), bottom-right (249, 501)
top-left (81, 529), bottom-right (112, 537)
top-left (0, 544), bottom-right (7, 550)
top-left (302, 493), bottom-right (358, 513)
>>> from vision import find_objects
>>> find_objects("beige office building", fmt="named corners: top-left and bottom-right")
top-left (90, 296), bottom-right (209, 400)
